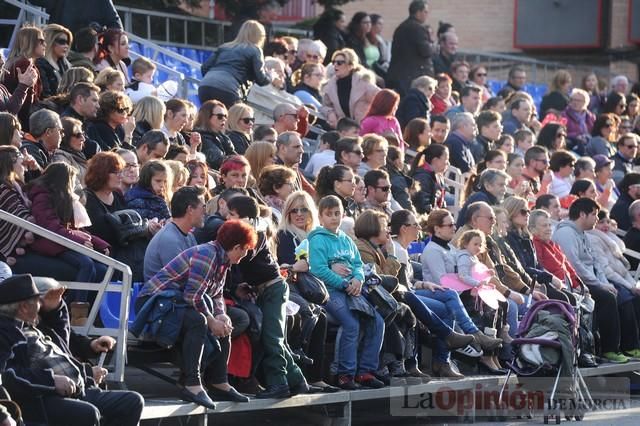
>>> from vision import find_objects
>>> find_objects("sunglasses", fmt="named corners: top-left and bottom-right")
top-left (350, 149), bottom-right (363, 156)
top-left (475, 73), bottom-right (487, 77)
top-left (376, 185), bottom-right (391, 192)
top-left (439, 223), bottom-right (455, 228)
top-left (333, 60), bottom-right (346, 66)
top-left (289, 49), bottom-right (297, 55)
top-left (625, 144), bottom-right (639, 149)
top-left (37, 38), bottom-right (46, 45)
top-left (290, 207), bottom-right (310, 215)
top-left (211, 113), bottom-right (227, 120)
top-left (54, 38), bottom-right (69, 46)
top-left (520, 208), bottom-right (530, 216)
top-left (116, 107), bottom-right (130, 115)
top-left (240, 117), bottom-right (255, 124)
top-left (71, 131), bottom-right (85, 138)
top-left (535, 158), bottom-right (549, 164)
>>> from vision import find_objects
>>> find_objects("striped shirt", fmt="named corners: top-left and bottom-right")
top-left (139, 241), bottom-right (229, 317)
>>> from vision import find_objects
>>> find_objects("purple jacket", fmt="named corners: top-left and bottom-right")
top-left (562, 107), bottom-right (595, 140)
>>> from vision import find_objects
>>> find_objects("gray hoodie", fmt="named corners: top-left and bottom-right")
top-left (552, 220), bottom-right (607, 287)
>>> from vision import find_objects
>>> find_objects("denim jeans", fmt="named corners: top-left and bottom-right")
top-left (414, 289), bottom-right (480, 334)
top-left (58, 250), bottom-right (107, 302)
top-left (324, 290), bottom-right (384, 376)
top-left (401, 291), bottom-right (453, 364)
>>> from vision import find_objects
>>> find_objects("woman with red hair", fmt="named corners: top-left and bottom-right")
top-left (136, 219), bottom-right (258, 407)
top-left (359, 88), bottom-right (404, 149)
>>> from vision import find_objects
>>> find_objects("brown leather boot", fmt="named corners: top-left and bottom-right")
top-left (445, 331), bottom-right (475, 350)
top-left (432, 361), bottom-right (464, 379)
top-left (472, 331), bottom-right (503, 351)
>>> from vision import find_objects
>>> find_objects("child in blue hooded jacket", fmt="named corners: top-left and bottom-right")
top-left (308, 195), bottom-right (385, 390)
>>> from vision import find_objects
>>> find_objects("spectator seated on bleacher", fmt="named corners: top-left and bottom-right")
top-left (0, 274), bottom-right (144, 425)
top-left (135, 221), bottom-right (258, 407)
top-left (26, 163), bottom-right (109, 300)
top-left (125, 57), bottom-right (157, 104)
top-left (86, 90), bottom-right (134, 151)
top-left (553, 198), bottom-right (640, 364)
top-left (194, 100), bottom-right (237, 171)
top-left (275, 192), bottom-right (340, 392)
top-left (94, 28), bottom-right (130, 85)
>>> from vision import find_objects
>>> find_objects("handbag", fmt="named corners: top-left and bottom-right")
top-left (362, 267), bottom-right (399, 323)
top-left (290, 271), bottom-right (329, 305)
top-left (105, 209), bottom-right (149, 246)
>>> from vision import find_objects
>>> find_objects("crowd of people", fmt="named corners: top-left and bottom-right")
top-left (2, 0), bottom-right (640, 423)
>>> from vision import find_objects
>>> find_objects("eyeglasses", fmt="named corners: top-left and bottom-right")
top-left (375, 185), bottom-right (391, 192)
top-left (332, 60), bottom-right (346, 66)
top-left (116, 108), bottom-right (130, 115)
top-left (535, 158), bottom-right (549, 165)
top-left (520, 208), bottom-right (531, 216)
top-left (240, 117), bottom-right (255, 124)
top-left (124, 162), bottom-right (139, 170)
top-left (290, 207), bottom-right (310, 215)
top-left (54, 38), bottom-right (69, 46)
top-left (211, 113), bottom-right (227, 120)
top-left (306, 54), bottom-right (320, 60)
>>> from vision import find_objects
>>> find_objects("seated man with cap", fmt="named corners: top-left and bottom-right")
top-left (0, 274), bottom-right (144, 426)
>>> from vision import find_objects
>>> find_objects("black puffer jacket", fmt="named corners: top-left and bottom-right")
top-left (504, 230), bottom-right (554, 284)
top-left (36, 57), bottom-right (70, 98)
top-left (197, 129), bottom-right (237, 171)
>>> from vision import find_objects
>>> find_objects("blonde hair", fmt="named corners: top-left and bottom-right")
top-left (165, 159), bottom-right (189, 193)
top-left (570, 88), bottom-right (590, 107)
top-left (222, 20), bottom-right (266, 49)
top-left (94, 68), bottom-right (125, 91)
top-left (501, 196), bottom-right (529, 233)
top-left (245, 141), bottom-right (276, 181)
top-left (457, 229), bottom-right (485, 251)
top-left (361, 133), bottom-right (388, 160)
top-left (131, 56), bottom-right (155, 76)
top-left (227, 103), bottom-right (254, 133)
top-left (132, 96), bottom-right (166, 130)
top-left (42, 24), bottom-right (73, 65)
top-left (278, 191), bottom-right (319, 240)
top-left (7, 25), bottom-right (43, 61)
top-left (550, 69), bottom-right (572, 92)
top-left (58, 66), bottom-right (94, 94)
top-left (332, 48), bottom-right (360, 68)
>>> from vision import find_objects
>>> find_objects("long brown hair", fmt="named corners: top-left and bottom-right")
top-left (26, 162), bottom-right (76, 226)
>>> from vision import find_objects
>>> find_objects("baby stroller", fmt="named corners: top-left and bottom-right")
top-left (499, 299), bottom-right (593, 424)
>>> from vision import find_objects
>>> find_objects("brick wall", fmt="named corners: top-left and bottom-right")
top-left (333, 0), bottom-right (633, 52)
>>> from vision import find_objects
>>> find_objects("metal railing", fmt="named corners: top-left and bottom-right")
top-left (1, 0), bottom-right (49, 52)
top-left (116, 5), bottom-right (227, 51)
top-left (0, 210), bottom-right (132, 385)
top-left (126, 32), bottom-right (200, 100)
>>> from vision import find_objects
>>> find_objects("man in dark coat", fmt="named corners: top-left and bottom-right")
top-left (387, 0), bottom-right (435, 98)
top-left (29, 0), bottom-right (122, 33)
top-left (0, 274), bottom-right (143, 426)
